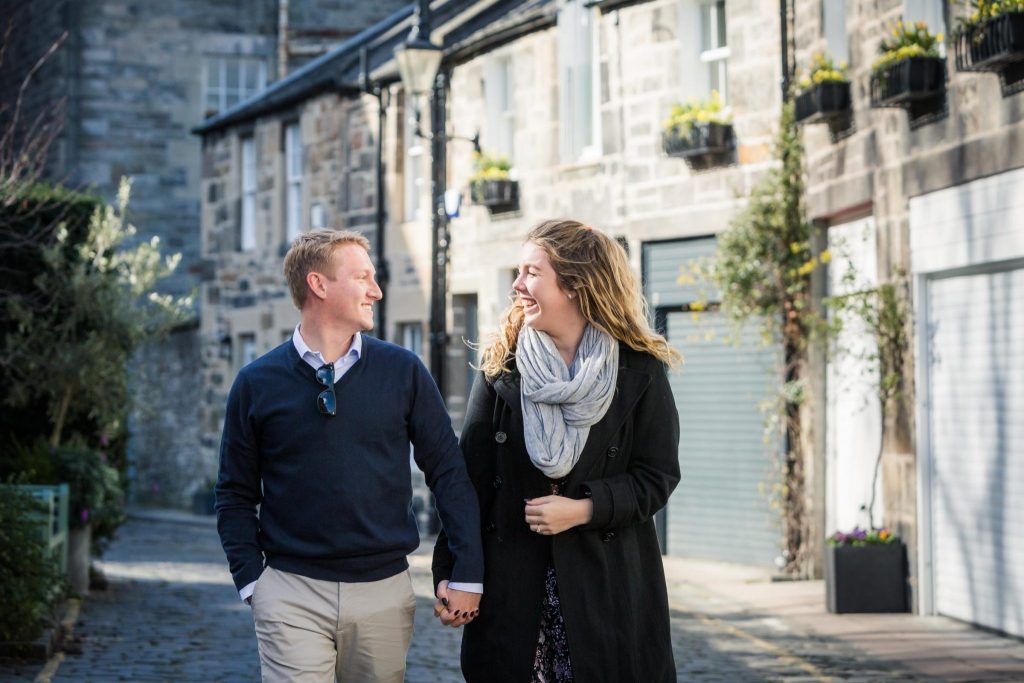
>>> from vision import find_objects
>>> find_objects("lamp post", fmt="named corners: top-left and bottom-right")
top-left (395, 0), bottom-right (449, 397)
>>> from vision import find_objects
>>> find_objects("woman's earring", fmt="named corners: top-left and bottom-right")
top-left (568, 293), bottom-right (575, 300)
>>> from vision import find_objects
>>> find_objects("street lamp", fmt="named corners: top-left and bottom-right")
top-left (394, 0), bottom-right (442, 98)
top-left (395, 0), bottom-right (449, 397)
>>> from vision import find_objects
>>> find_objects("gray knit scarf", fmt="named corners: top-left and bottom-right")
top-left (517, 324), bottom-right (619, 479)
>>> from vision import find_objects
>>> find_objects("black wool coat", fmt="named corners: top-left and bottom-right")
top-left (433, 345), bottom-right (681, 683)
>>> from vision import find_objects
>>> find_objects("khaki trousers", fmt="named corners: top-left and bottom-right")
top-left (251, 566), bottom-right (416, 683)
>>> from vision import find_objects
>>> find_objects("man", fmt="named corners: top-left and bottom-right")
top-left (216, 229), bottom-right (483, 682)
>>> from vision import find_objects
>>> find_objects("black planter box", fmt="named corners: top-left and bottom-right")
top-left (662, 121), bottom-right (733, 158)
top-left (870, 56), bottom-right (946, 107)
top-left (795, 81), bottom-right (852, 125)
top-left (471, 179), bottom-right (519, 214)
top-left (955, 12), bottom-right (1024, 73)
top-left (826, 542), bottom-right (908, 613)
top-left (192, 490), bottom-right (216, 516)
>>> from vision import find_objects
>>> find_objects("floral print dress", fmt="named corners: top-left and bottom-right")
top-left (531, 480), bottom-right (574, 683)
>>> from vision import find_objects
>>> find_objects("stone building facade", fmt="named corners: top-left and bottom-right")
top-left (193, 0), bottom-right (1024, 634)
top-left (0, 0), bottom-right (407, 506)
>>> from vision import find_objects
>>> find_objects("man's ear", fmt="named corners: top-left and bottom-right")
top-left (306, 271), bottom-right (328, 302)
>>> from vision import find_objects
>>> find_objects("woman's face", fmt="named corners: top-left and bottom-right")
top-left (512, 240), bottom-right (578, 335)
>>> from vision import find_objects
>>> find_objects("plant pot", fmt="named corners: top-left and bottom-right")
top-left (794, 81), bottom-right (852, 125)
top-left (192, 490), bottom-right (216, 516)
top-left (954, 12), bottom-right (1024, 73)
top-left (471, 179), bottom-right (519, 214)
top-left (67, 524), bottom-right (92, 596)
top-left (826, 542), bottom-right (908, 613)
top-left (870, 56), bottom-right (946, 107)
top-left (662, 121), bottom-right (733, 158)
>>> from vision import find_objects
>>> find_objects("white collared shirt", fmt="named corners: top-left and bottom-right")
top-left (239, 324), bottom-right (481, 601)
top-left (292, 323), bottom-right (362, 380)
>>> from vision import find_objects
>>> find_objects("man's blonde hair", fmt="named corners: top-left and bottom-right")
top-left (283, 229), bottom-right (371, 309)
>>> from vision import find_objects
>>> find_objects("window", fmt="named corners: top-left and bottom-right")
top-left (240, 136), bottom-right (256, 252)
top-left (700, 1), bottom-right (729, 103)
top-left (285, 123), bottom-right (303, 241)
top-left (404, 99), bottom-right (425, 222)
top-left (310, 202), bottom-right (325, 231)
top-left (821, 0), bottom-right (849, 66)
top-left (558, 0), bottom-right (598, 162)
top-left (238, 333), bottom-right (258, 368)
top-left (205, 56), bottom-right (266, 117)
top-left (398, 322), bottom-right (424, 358)
top-left (484, 56), bottom-right (515, 160)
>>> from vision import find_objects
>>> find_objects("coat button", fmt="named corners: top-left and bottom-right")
top-left (486, 522), bottom-right (496, 533)
top-left (493, 475), bottom-right (503, 489)
top-left (606, 446), bottom-right (619, 458)
top-left (495, 431), bottom-right (507, 444)
top-left (602, 531), bottom-right (616, 542)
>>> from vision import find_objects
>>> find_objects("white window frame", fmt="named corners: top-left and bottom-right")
top-left (484, 55), bottom-right (515, 161)
top-left (398, 322), bottom-right (424, 359)
top-left (699, 0), bottom-right (730, 104)
top-left (404, 103), bottom-right (425, 222)
top-left (558, 0), bottom-right (600, 163)
top-left (821, 0), bottom-right (849, 66)
top-left (238, 332), bottom-right (258, 369)
top-left (285, 123), bottom-right (303, 241)
top-left (240, 136), bottom-right (256, 252)
top-left (310, 202), bottom-right (325, 231)
top-left (204, 56), bottom-right (267, 116)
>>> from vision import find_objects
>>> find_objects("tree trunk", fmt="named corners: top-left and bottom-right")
top-left (49, 386), bottom-right (72, 448)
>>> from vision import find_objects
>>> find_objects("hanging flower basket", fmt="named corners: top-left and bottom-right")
top-left (954, 12), bottom-right (1024, 74)
top-left (795, 81), bottom-right (852, 124)
top-left (870, 56), bottom-right (946, 107)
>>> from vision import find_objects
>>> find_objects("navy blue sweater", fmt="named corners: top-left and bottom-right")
top-left (215, 336), bottom-right (483, 592)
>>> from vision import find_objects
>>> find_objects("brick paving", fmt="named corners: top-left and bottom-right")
top-left (3, 513), bottom-right (1015, 682)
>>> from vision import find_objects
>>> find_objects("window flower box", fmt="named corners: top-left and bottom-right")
top-left (795, 81), bottom-right (852, 124)
top-left (954, 12), bottom-right (1024, 83)
top-left (661, 92), bottom-right (734, 169)
top-left (471, 178), bottom-right (519, 214)
top-left (870, 56), bottom-right (946, 107)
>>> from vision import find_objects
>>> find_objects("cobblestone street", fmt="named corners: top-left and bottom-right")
top-left (0, 515), bottom-right (1001, 682)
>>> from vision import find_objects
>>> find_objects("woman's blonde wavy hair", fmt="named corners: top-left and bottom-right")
top-left (479, 219), bottom-right (682, 379)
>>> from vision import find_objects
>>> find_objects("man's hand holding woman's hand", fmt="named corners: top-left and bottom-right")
top-left (433, 580), bottom-right (481, 628)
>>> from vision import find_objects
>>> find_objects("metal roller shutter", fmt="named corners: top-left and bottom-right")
top-left (644, 238), bottom-right (782, 565)
top-left (925, 266), bottom-right (1024, 637)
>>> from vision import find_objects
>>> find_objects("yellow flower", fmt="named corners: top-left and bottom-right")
top-left (797, 259), bottom-right (817, 276)
top-left (690, 301), bottom-right (707, 312)
top-left (879, 530), bottom-right (891, 540)
top-left (819, 250), bottom-right (832, 264)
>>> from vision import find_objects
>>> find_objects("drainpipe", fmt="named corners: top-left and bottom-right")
top-left (361, 47), bottom-right (390, 341)
top-left (779, 0), bottom-right (790, 101)
top-left (278, 0), bottom-right (289, 79)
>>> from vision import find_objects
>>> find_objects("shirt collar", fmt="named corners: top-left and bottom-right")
top-left (292, 323), bottom-right (361, 367)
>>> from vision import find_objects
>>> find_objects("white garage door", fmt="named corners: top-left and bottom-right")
top-left (925, 266), bottom-right (1024, 637)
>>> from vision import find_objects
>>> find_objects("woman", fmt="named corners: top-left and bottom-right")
top-left (432, 219), bottom-right (681, 682)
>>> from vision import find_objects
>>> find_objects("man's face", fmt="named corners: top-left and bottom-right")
top-left (321, 244), bottom-right (382, 331)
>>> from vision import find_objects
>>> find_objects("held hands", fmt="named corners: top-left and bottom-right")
top-left (433, 580), bottom-right (481, 628)
top-left (525, 495), bottom-right (594, 535)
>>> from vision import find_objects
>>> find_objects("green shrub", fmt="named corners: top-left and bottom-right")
top-left (2, 440), bottom-right (126, 555)
top-left (0, 484), bottom-right (64, 642)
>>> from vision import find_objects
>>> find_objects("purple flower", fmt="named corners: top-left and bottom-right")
top-left (81, 508), bottom-right (90, 523)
